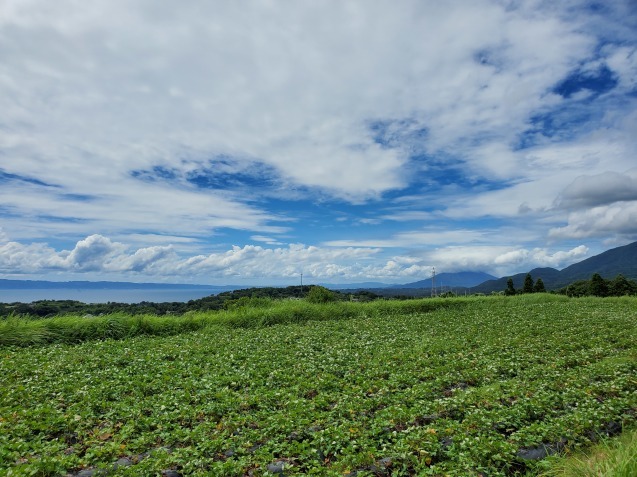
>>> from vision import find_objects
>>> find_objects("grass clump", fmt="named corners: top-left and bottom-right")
top-left (540, 428), bottom-right (637, 477)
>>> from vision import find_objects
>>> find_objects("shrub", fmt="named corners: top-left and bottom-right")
top-left (306, 286), bottom-right (337, 303)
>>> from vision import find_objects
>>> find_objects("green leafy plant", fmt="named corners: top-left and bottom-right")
top-left (1, 296), bottom-right (635, 476)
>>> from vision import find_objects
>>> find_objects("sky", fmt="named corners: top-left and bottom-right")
top-left (1, 0), bottom-right (636, 286)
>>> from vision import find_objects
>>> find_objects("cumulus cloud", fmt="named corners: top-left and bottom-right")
top-left (548, 169), bottom-right (637, 240)
top-left (0, 232), bottom-right (599, 282)
top-left (0, 234), bottom-right (419, 282)
top-left (549, 202), bottom-right (637, 239)
top-left (0, 241), bottom-right (59, 274)
top-left (0, 235), bottom-right (173, 275)
top-left (555, 170), bottom-right (637, 209)
top-left (177, 243), bottom-right (383, 279)
top-left (63, 235), bottom-right (127, 272)
top-left (108, 245), bottom-right (176, 273)
top-left (424, 245), bottom-right (589, 275)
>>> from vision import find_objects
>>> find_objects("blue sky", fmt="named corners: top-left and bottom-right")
top-left (1, 0), bottom-right (636, 285)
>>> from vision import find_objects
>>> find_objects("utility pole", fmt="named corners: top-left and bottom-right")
top-left (431, 266), bottom-right (436, 297)
top-left (300, 273), bottom-right (303, 288)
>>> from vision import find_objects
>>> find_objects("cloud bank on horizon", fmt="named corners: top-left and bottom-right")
top-left (0, 0), bottom-right (636, 285)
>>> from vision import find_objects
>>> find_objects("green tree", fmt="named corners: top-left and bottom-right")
top-left (505, 278), bottom-right (516, 296)
top-left (608, 274), bottom-right (637, 296)
top-left (523, 273), bottom-right (534, 294)
top-left (589, 273), bottom-right (608, 297)
top-left (561, 280), bottom-right (590, 297)
top-left (533, 278), bottom-right (546, 293)
top-left (306, 286), bottom-right (337, 303)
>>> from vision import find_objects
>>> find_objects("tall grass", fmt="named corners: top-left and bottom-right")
top-left (540, 428), bottom-right (637, 477)
top-left (0, 293), bottom-right (601, 348)
top-left (0, 312), bottom-right (209, 347)
top-left (0, 296), bottom-right (473, 347)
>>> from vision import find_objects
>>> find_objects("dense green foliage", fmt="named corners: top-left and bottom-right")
top-left (558, 274), bottom-right (637, 297)
top-left (522, 274), bottom-right (534, 294)
top-left (533, 279), bottom-right (546, 294)
top-left (504, 274), bottom-right (551, 296)
top-left (1, 295), bottom-right (636, 476)
top-left (506, 278), bottom-right (516, 296)
top-left (501, 273), bottom-right (637, 297)
top-left (306, 286), bottom-right (338, 304)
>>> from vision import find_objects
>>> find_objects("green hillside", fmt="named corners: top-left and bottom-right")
top-left (473, 241), bottom-right (637, 293)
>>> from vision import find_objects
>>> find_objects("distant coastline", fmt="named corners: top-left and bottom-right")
top-left (0, 279), bottom-right (239, 304)
top-left (0, 288), bottom-right (225, 304)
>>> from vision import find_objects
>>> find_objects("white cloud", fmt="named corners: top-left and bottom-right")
top-left (324, 229), bottom-right (488, 248)
top-left (250, 235), bottom-right (284, 246)
top-left (63, 235), bottom-right (127, 272)
top-left (605, 45), bottom-right (637, 92)
top-left (547, 168), bottom-right (637, 240)
top-left (0, 232), bottom-right (606, 283)
top-left (549, 201), bottom-right (637, 239)
top-left (0, 2), bottom-right (615, 209)
top-left (108, 245), bottom-right (176, 273)
top-left (424, 244), bottom-right (589, 275)
top-left (556, 170), bottom-right (637, 209)
top-left (379, 211), bottom-right (435, 222)
top-left (441, 126), bottom-right (637, 221)
top-left (0, 234), bottom-right (391, 282)
top-left (0, 241), bottom-right (57, 274)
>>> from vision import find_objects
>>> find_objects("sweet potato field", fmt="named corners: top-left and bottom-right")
top-left (1, 295), bottom-right (636, 476)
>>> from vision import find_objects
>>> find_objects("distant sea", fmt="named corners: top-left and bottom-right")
top-left (0, 288), bottom-right (219, 304)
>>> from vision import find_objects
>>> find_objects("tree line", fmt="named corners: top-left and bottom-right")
top-left (504, 273), bottom-right (546, 295)
top-left (557, 273), bottom-right (637, 297)
top-left (504, 272), bottom-right (637, 297)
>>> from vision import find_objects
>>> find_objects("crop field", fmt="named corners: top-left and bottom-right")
top-left (1, 295), bottom-right (636, 476)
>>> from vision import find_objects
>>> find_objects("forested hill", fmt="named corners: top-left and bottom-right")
top-left (472, 241), bottom-right (637, 293)
top-left (558, 240), bottom-right (637, 283)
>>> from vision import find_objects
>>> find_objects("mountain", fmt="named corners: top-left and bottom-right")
top-left (557, 241), bottom-right (637, 285)
top-left (472, 241), bottom-right (637, 293)
top-left (323, 272), bottom-right (497, 292)
top-left (471, 267), bottom-right (562, 293)
top-left (396, 271), bottom-right (497, 289)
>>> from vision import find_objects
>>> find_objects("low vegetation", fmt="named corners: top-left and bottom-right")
top-left (0, 296), bottom-right (462, 348)
top-left (539, 428), bottom-right (637, 477)
top-left (2, 294), bottom-right (636, 476)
